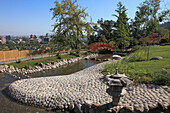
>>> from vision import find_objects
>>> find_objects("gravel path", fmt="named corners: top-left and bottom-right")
top-left (8, 61), bottom-right (170, 111)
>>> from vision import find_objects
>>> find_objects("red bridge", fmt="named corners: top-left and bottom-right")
top-left (87, 43), bottom-right (115, 51)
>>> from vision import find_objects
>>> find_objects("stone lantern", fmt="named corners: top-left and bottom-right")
top-left (104, 68), bottom-right (133, 106)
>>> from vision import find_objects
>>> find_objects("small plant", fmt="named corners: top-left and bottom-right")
top-left (35, 62), bottom-right (40, 66)
top-left (125, 49), bottom-right (146, 62)
top-left (152, 68), bottom-right (170, 86)
top-left (56, 53), bottom-right (60, 56)
top-left (56, 52), bottom-right (61, 59)
top-left (69, 51), bottom-right (75, 55)
top-left (16, 59), bottom-right (21, 63)
top-left (24, 65), bottom-right (29, 69)
top-left (57, 56), bottom-right (61, 59)
top-left (131, 45), bottom-right (141, 52)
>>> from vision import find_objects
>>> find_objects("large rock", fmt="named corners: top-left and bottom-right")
top-left (112, 55), bottom-right (121, 60)
top-left (9, 65), bottom-right (15, 70)
top-left (150, 56), bottom-right (163, 60)
top-left (4, 65), bottom-right (8, 69)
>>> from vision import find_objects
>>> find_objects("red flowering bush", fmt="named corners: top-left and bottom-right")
top-left (87, 43), bottom-right (115, 52)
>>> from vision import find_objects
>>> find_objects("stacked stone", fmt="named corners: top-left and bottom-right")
top-left (0, 54), bottom-right (98, 75)
top-left (8, 61), bottom-right (170, 112)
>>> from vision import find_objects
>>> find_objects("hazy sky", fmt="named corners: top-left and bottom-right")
top-left (0, 0), bottom-right (169, 36)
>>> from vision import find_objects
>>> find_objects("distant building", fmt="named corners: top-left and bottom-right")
top-left (30, 34), bottom-right (37, 39)
top-left (35, 37), bottom-right (42, 43)
top-left (5, 35), bottom-right (11, 41)
top-left (44, 37), bottom-right (51, 42)
top-left (0, 36), bottom-right (6, 44)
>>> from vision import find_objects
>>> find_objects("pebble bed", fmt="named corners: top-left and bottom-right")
top-left (8, 61), bottom-right (170, 111)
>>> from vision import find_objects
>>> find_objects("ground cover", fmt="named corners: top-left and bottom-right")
top-left (8, 54), bottom-right (77, 69)
top-left (103, 45), bottom-right (170, 85)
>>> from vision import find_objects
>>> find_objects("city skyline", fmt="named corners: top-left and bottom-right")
top-left (0, 0), bottom-right (169, 36)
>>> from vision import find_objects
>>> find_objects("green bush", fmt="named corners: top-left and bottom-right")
top-left (152, 69), bottom-right (170, 86)
top-left (56, 53), bottom-right (62, 59)
top-left (57, 55), bottom-right (61, 59)
top-left (56, 53), bottom-right (60, 56)
top-left (131, 45), bottom-right (141, 52)
top-left (16, 59), bottom-right (21, 63)
top-left (69, 51), bottom-right (75, 55)
top-left (35, 62), bottom-right (40, 66)
top-left (103, 60), bottom-right (134, 75)
top-left (124, 49), bottom-right (146, 62)
top-left (24, 64), bottom-right (29, 69)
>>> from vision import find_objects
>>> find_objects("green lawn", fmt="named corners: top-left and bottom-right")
top-left (103, 45), bottom-right (170, 85)
top-left (129, 46), bottom-right (170, 74)
top-left (8, 54), bottom-right (77, 69)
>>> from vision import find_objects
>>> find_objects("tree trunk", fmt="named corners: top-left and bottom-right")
top-left (147, 46), bottom-right (150, 61)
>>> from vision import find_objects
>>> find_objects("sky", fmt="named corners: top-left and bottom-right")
top-left (0, 0), bottom-right (169, 36)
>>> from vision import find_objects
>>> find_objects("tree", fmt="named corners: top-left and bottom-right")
top-left (139, 33), bottom-right (161, 60)
top-left (50, 0), bottom-right (94, 50)
top-left (113, 2), bottom-right (131, 49)
top-left (158, 27), bottom-right (169, 43)
top-left (132, 0), bottom-right (170, 38)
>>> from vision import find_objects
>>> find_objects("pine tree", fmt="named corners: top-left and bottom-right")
top-left (113, 2), bottom-right (131, 49)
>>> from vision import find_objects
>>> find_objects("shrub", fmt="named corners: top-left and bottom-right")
top-left (152, 69), bottom-right (170, 86)
top-left (16, 59), bottom-right (21, 63)
top-left (56, 53), bottom-right (60, 56)
top-left (131, 45), bottom-right (141, 52)
top-left (57, 55), bottom-right (61, 59)
top-left (35, 62), bottom-right (40, 66)
top-left (124, 49), bottom-right (146, 62)
top-left (103, 60), bottom-right (134, 75)
top-left (69, 51), bottom-right (74, 55)
top-left (24, 64), bottom-right (29, 69)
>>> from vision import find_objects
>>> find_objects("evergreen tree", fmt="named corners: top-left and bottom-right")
top-left (113, 2), bottom-right (131, 49)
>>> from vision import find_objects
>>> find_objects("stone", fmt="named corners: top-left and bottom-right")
top-left (9, 65), bottom-right (15, 70)
top-left (4, 65), bottom-right (8, 69)
top-left (28, 66), bottom-right (32, 70)
top-left (91, 58), bottom-right (96, 60)
top-left (150, 56), bottom-right (163, 60)
top-left (96, 59), bottom-right (101, 61)
top-left (46, 63), bottom-right (51, 66)
top-left (112, 55), bottom-right (121, 60)
top-left (103, 59), bottom-right (109, 61)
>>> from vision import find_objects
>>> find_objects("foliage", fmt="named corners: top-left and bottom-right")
top-left (158, 27), bottom-right (170, 43)
top-left (139, 33), bottom-right (161, 45)
top-left (56, 52), bottom-right (61, 59)
top-left (131, 0), bottom-right (170, 38)
top-left (103, 45), bottom-right (170, 85)
top-left (69, 51), bottom-right (75, 55)
top-left (87, 43), bottom-right (115, 52)
top-left (51, 0), bottom-right (94, 49)
top-left (113, 2), bottom-right (131, 49)
top-left (152, 68), bottom-right (170, 86)
top-left (139, 33), bottom-right (161, 60)
top-left (124, 48), bottom-right (146, 62)
top-left (9, 54), bottom-right (77, 69)
top-left (131, 45), bottom-right (141, 52)
top-left (16, 59), bottom-right (21, 63)
top-left (88, 19), bottom-right (115, 44)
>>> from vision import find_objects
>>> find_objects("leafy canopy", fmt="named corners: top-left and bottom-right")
top-left (51, 0), bottom-right (94, 49)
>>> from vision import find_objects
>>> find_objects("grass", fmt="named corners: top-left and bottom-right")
top-left (103, 45), bottom-right (170, 85)
top-left (129, 46), bottom-right (170, 74)
top-left (8, 54), bottom-right (77, 69)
